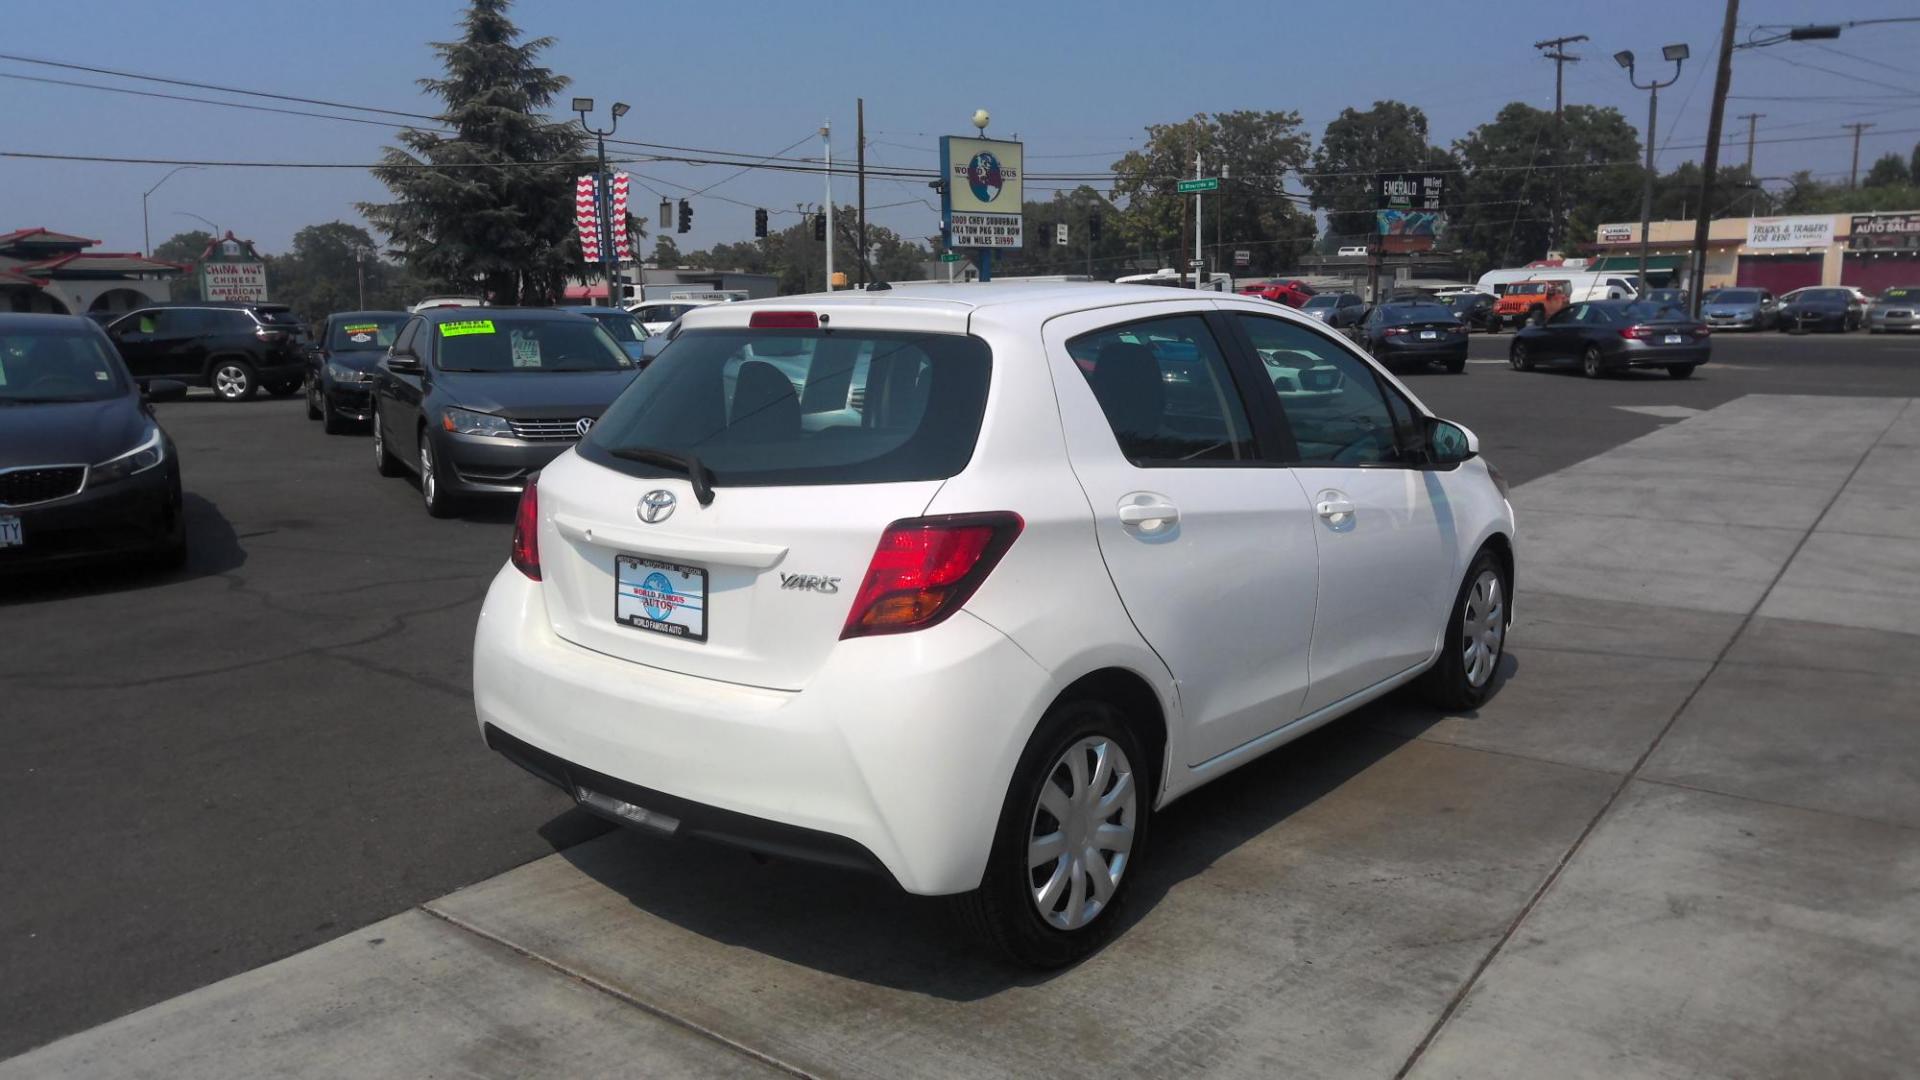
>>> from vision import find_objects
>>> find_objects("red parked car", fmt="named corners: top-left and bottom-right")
top-left (1237, 280), bottom-right (1316, 307)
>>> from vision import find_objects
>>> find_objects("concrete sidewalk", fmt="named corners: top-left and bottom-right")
top-left (7, 395), bottom-right (1917, 1079)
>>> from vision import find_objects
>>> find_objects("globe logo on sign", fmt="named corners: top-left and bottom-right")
top-left (966, 152), bottom-right (1004, 203)
top-left (641, 571), bottom-right (677, 622)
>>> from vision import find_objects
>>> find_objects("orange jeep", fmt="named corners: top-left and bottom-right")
top-left (1491, 280), bottom-right (1569, 331)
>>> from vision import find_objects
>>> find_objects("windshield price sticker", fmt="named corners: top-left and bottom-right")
top-left (510, 331), bottom-right (541, 368)
top-left (439, 319), bottom-right (495, 337)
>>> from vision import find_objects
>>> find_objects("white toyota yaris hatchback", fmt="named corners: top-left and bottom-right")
top-left (475, 282), bottom-right (1515, 967)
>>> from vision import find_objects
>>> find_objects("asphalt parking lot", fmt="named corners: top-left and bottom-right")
top-left (4, 329), bottom-right (1919, 1076)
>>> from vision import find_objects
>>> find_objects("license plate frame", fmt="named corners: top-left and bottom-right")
top-left (614, 554), bottom-right (708, 642)
top-left (1663, 334), bottom-right (1685, 344)
top-left (0, 515), bottom-right (21, 548)
top-left (1419, 330), bottom-right (1439, 341)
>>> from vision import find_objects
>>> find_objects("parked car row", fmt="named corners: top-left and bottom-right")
top-left (1696, 284), bottom-right (1920, 333)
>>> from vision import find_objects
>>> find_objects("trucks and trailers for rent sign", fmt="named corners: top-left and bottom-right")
top-left (1747, 216), bottom-right (1834, 250)
top-left (201, 261), bottom-right (268, 302)
top-left (941, 136), bottom-right (1023, 249)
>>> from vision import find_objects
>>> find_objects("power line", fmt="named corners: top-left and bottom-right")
top-left (0, 51), bottom-right (437, 120)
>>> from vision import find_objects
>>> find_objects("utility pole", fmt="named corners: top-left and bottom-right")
top-left (1737, 112), bottom-right (1763, 171)
top-left (1193, 151), bottom-right (1204, 290)
top-left (856, 99), bottom-right (867, 286)
top-left (1845, 122), bottom-right (1875, 188)
top-left (354, 246), bottom-right (367, 310)
top-left (822, 120), bottom-right (834, 290)
top-left (1536, 34), bottom-right (1587, 252)
top-left (1618, 45), bottom-right (1688, 294)
top-left (1687, 0), bottom-right (1739, 318)
top-left (1217, 164), bottom-right (1227, 276)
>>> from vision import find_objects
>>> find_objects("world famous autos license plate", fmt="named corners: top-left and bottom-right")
top-left (615, 554), bottom-right (707, 641)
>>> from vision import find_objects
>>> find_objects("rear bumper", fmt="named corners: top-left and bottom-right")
top-left (1612, 342), bottom-right (1711, 368)
top-left (472, 564), bottom-right (1053, 894)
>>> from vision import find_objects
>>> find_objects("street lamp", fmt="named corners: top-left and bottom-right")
top-left (575, 98), bottom-right (629, 306)
top-left (1618, 44), bottom-right (1688, 294)
top-left (142, 166), bottom-right (201, 255)
top-left (173, 210), bottom-right (222, 237)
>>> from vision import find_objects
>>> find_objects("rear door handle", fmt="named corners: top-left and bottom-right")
top-left (1118, 501), bottom-right (1180, 531)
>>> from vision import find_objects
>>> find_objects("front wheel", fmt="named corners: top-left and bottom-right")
top-left (953, 700), bottom-right (1150, 969)
top-left (1417, 549), bottom-right (1509, 710)
top-left (1582, 345), bottom-right (1606, 379)
top-left (1667, 364), bottom-right (1697, 379)
top-left (371, 402), bottom-right (404, 477)
top-left (305, 374), bottom-right (322, 420)
top-left (1509, 342), bottom-right (1534, 371)
top-left (211, 359), bottom-right (257, 401)
top-left (419, 430), bottom-right (460, 518)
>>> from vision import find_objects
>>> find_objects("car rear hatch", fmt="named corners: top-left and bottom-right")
top-left (533, 304), bottom-right (992, 691)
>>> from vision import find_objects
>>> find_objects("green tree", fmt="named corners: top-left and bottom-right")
top-left (999, 186), bottom-right (1129, 278)
top-left (265, 223), bottom-right (417, 323)
top-left (361, 0), bottom-right (586, 305)
top-left (1109, 111), bottom-right (1315, 277)
top-left (151, 230), bottom-right (213, 301)
top-left (1863, 152), bottom-right (1910, 189)
top-left (1306, 101), bottom-right (1455, 251)
top-left (651, 235), bottom-right (682, 266)
top-left (1650, 162), bottom-right (1768, 220)
top-left (1448, 103), bottom-right (1641, 270)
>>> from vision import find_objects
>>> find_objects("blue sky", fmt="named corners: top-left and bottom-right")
top-left (4, 0), bottom-right (1918, 256)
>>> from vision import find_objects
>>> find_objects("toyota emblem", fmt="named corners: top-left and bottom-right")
top-left (575, 416), bottom-right (595, 437)
top-left (638, 489), bottom-right (677, 524)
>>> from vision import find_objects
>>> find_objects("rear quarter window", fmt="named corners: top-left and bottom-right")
top-left (581, 327), bottom-right (991, 487)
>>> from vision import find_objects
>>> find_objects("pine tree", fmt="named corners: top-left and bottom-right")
top-left (361, 0), bottom-right (585, 304)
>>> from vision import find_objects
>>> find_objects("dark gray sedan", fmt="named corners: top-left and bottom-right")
top-left (369, 308), bottom-right (639, 517)
top-left (1300, 292), bottom-right (1368, 329)
top-left (1509, 300), bottom-right (1710, 379)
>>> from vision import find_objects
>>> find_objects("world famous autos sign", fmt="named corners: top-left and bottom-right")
top-left (940, 136), bottom-right (1024, 249)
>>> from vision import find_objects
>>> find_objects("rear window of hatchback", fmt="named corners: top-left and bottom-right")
top-left (580, 327), bottom-right (991, 487)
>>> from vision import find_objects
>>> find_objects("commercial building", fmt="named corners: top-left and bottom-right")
top-left (1591, 211), bottom-right (1920, 294)
top-left (0, 228), bottom-right (182, 314)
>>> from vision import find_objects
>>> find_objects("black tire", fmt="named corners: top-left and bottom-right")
top-left (1581, 345), bottom-right (1606, 379)
top-left (1509, 342), bottom-right (1534, 371)
top-left (321, 397), bottom-right (349, 435)
top-left (1529, 306), bottom-right (1545, 327)
top-left (305, 374), bottom-right (322, 420)
top-left (210, 358), bottom-right (257, 401)
top-left (419, 430), bottom-right (460, 518)
top-left (1417, 547), bottom-right (1509, 711)
top-left (1485, 316), bottom-right (1501, 334)
top-left (1443, 354), bottom-right (1467, 374)
top-left (371, 402), bottom-right (405, 477)
top-left (267, 380), bottom-right (300, 397)
top-left (1667, 364), bottom-right (1697, 379)
top-left (952, 698), bottom-right (1152, 969)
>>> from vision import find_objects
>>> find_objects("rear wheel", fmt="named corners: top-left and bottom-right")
top-left (1444, 354), bottom-right (1466, 374)
top-left (211, 359), bottom-right (257, 401)
top-left (953, 699), bottom-right (1149, 969)
top-left (1582, 345), bottom-right (1606, 379)
top-left (1509, 342), bottom-right (1534, 371)
top-left (1667, 364), bottom-right (1697, 379)
top-left (305, 374), bottom-right (322, 420)
top-left (1418, 548), bottom-right (1509, 710)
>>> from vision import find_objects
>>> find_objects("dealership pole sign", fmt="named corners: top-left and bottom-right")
top-left (1375, 174), bottom-right (1444, 211)
top-left (940, 136), bottom-right (1024, 250)
top-left (197, 233), bottom-right (268, 302)
top-left (1374, 174), bottom-right (1445, 253)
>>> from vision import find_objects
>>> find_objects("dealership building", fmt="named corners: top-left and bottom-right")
top-left (1589, 211), bottom-right (1920, 294)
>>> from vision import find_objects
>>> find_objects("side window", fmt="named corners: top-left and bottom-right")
top-left (1552, 305), bottom-right (1580, 325)
top-left (1065, 314), bottom-right (1255, 466)
top-left (1233, 314), bottom-right (1412, 467)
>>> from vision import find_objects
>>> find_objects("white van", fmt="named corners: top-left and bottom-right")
top-left (1477, 269), bottom-right (1639, 303)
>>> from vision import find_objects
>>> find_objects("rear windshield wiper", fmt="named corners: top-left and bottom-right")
top-left (608, 446), bottom-right (715, 506)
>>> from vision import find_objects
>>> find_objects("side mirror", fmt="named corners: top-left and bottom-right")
top-left (141, 378), bottom-right (189, 403)
top-left (384, 350), bottom-right (422, 375)
top-left (640, 336), bottom-right (668, 363)
top-left (1428, 417), bottom-right (1478, 465)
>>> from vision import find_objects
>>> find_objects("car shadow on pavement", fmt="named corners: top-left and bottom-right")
top-left (0, 492), bottom-right (246, 605)
top-left (544, 656), bottom-right (1516, 999)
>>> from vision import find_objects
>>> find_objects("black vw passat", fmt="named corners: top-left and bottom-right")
top-left (369, 308), bottom-right (638, 517)
top-left (306, 310), bottom-right (408, 433)
top-left (0, 313), bottom-right (188, 573)
top-left (1779, 287), bottom-right (1858, 332)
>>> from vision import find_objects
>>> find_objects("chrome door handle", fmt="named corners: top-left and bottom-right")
top-left (1118, 502), bottom-right (1180, 530)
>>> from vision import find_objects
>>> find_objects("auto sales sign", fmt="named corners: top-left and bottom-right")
top-left (940, 136), bottom-right (1024, 249)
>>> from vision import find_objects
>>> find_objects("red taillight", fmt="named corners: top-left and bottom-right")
top-left (840, 512), bottom-right (1023, 639)
top-left (749, 311), bottom-right (819, 329)
top-left (1619, 325), bottom-right (1655, 339)
top-left (511, 476), bottom-right (541, 580)
top-left (1383, 326), bottom-right (1409, 336)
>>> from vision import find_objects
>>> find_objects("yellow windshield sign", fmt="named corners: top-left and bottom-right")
top-left (440, 319), bottom-right (495, 337)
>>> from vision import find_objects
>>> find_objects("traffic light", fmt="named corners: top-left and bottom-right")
top-left (677, 199), bottom-right (692, 234)
top-left (814, 213), bottom-right (827, 242)
top-left (754, 208), bottom-right (768, 238)
top-left (1088, 213), bottom-right (1103, 244)
top-left (658, 199), bottom-right (671, 229)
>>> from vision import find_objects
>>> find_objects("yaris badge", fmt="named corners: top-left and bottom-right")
top-left (638, 490), bottom-right (676, 523)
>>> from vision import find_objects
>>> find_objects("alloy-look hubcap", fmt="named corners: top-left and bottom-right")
top-left (420, 437), bottom-right (436, 504)
top-left (1028, 736), bottom-right (1136, 931)
top-left (372, 408), bottom-right (384, 460)
top-left (215, 365), bottom-right (246, 397)
top-left (1462, 570), bottom-right (1505, 688)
